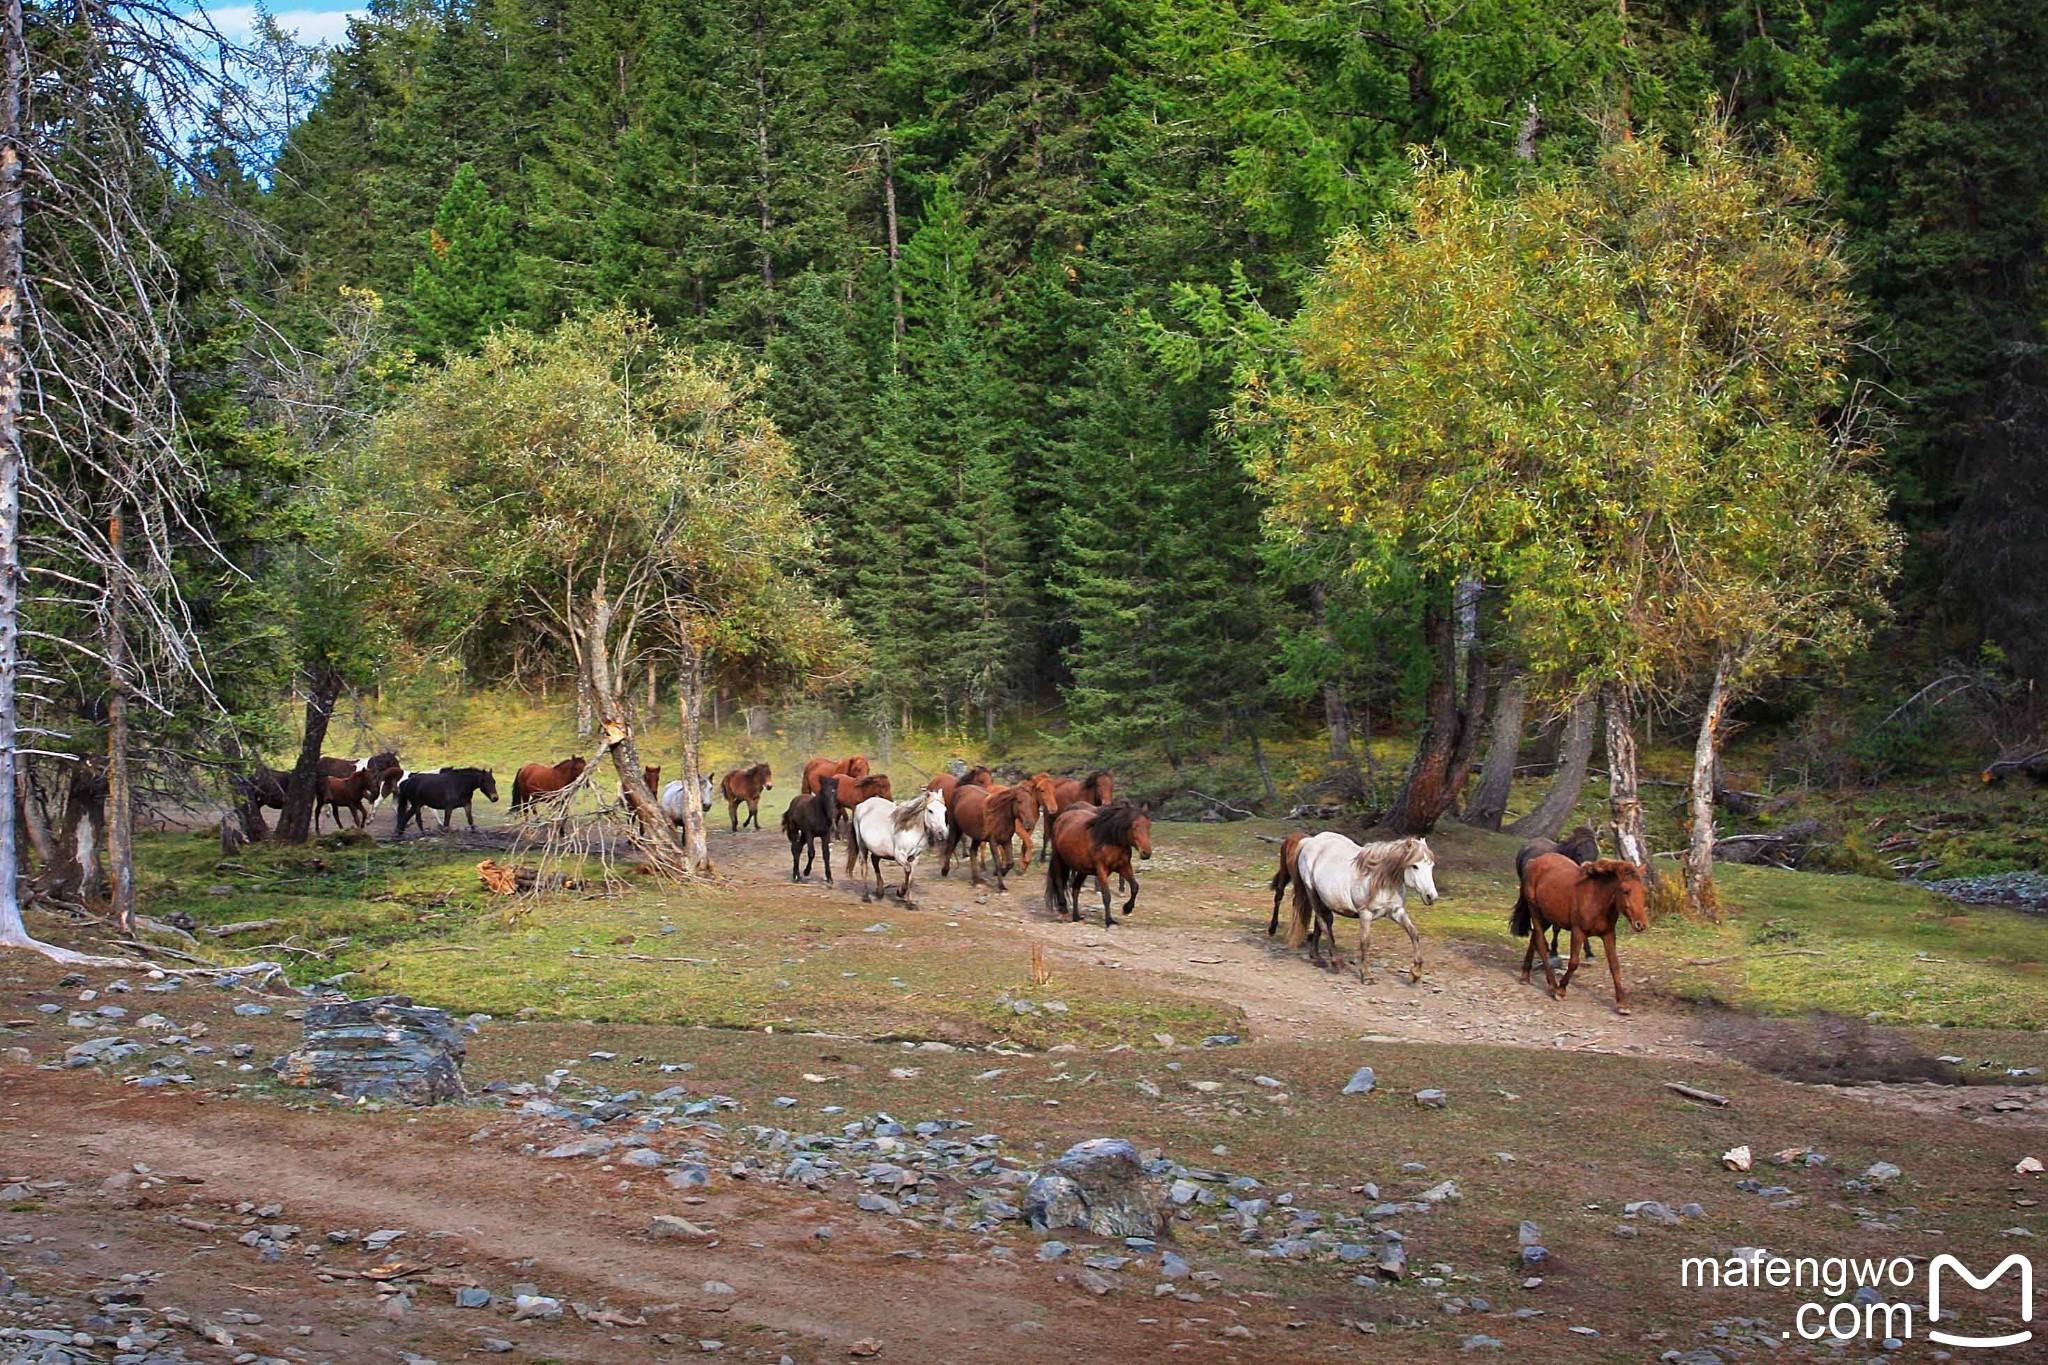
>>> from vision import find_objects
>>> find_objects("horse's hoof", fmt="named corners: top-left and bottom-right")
top-left (1616, 1005), bottom-right (1632, 1016)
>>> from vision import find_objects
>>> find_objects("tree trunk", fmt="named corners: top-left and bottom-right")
top-left (16, 763), bottom-right (49, 869)
top-left (277, 667), bottom-right (340, 844)
top-left (645, 657), bottom-right (657, 712)
top-left (1683, 654), bottom-right (1733, 916)
top-left (1463, 671), bottom-right (1527, 830)
top-left (1247, 717), bottom-right (1277, 803)
top-left (0, 0), bottom-right (27, 948)
top-left (1604, 681), bottom-right (1650, 874)
top-left (1310, 582), bottom-right (1364, 798)
top-left (580, 589), bottom-right (689, 873)
top-left (881, 129), bottom-right (904, 352)
top-left (105, 510), bottom-right (134, 933)
top-left (41, 760), bottom-right (106, 902)
top-left (1386, 594), bottom-right (1466, 835)
top-left (676, 640), bottom-right (711, 873)
top-left (1506, 691), bottom-right (1596, 839)
top-left (575, 667), bottom-right (593, 739)
top-left (1443, 576), bottom-right (1488, 807)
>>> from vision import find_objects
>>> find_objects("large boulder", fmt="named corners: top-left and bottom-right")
top-left (1024, 1138), bottom-right (1166, 1238)
top-left (270, 995), bottom-right (467, 1104)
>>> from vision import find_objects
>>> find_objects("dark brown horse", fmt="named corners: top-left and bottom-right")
top-left (940, 783), bottom-right (1039, 890)
top-left (511, 755), bottom-right (587, 811)
top-left (1043, 770), bottom-right (1114, 813)
top-left (1042, 800), bottom-right (1153, 927)
top-left (780, 774), bottom-right (839, 883)
top-left (314, 766), bottom-right (383, 833)
top-left (1517, 825), bottom-right (1602, 961)
top-left (802, 755), bottom-right (870, 796)
top-left (1512, 854), bottom-right (1649, 1012)
top-left (720, 762), bottom-right (773, 832)
top-left (1266, 830), bottom-right (1310, 936)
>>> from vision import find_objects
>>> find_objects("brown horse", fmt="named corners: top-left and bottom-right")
top-left (1013, 772), bottom-right (1059, 869)
top-left (927, 765), bottom-right (993, 807)
top-left (1266, 830), bottom-right (1310, 936)
top-left (511, 755), bottom-right (587, 812)
top-left (831, 772), bottom-right (893, 834)
top-left (720, 762), bottom-right (773, 832)
top-left (1512, 854), bottom-right (1649, 1012)
top-left (1043, 770), bottom-right (1114, 813)
top-left (802, 755), bottom-right (870, 796)
top-left (1042, 800), bottom-right (1153, 927)
top-left (313, 766), bottom-right (382, 833)
top-left (940, 783), bottom-right (1040, 889)
top-left (1518, 826), bottom-right (1602, 961)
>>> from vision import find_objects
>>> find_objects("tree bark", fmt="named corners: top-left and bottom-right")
top-left (1506, 691), bottom-right (1596, 839)
top-left (1683, 654), bottom-right (1733, 916)
top-left (580, 588), bottom-right (688, 872)
top-left (1463, 670), bottom-right (1526, 830)
top-left (1443, 576), bottom-right (1489, 806)
top-left (575, 667), bottom-right (593, 739)
top-left (1604, 681), bottom-right (1651, 874)
top-left (15, 763), bottom-right (48, 868)
top-left (1310, 583), bottom-right (1364, 797)
top-left (105, 510), bottom-right (133, 932)
top-left (40, 760), bottom-right (106, 902)
top-left (645, 657), bottom-right (657, 712)
top-left (881, 129), bottom-right (903, 352)
top-left (1386, 593), bottom-right (1467, 835)
top-left (676, 640), bottom-right (711, 873)
top-left (277, 666), bottom-right (340, 844)
top-left (0, 0), bottom-right (27, 947)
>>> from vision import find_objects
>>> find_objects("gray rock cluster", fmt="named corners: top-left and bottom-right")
top-left (1024, 1139), bottom-right (1166, 1238)
top-left (269, 995), bottom-right (467, 1105)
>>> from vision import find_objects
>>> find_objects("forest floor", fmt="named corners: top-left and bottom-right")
top-left (4, 794), bottom-right (2047, 1362)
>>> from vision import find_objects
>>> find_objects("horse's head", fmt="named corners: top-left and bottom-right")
top-left (760, 763), bottom-right (773, 790)
top-left (565, 755), bottom-right (588, 780)
top-left (480, 770), bottom-right (501, 803)
top-left (868, 774), bottom-right (894, 801)
top-left (1589, 859), bottom-right (1649, 931)
top-left (845, 755), bottom-right (870, 779)
top-left (1130, 803), bottom-right (1153, 860)
top-left (699, 774), bottom-right (714, 809)
top-left (920, 787), bottom-right (950, 838)
top-left (1405, 840), bottom-right (1439, 905)
top-left (963, 765), bottom-right (993, 788)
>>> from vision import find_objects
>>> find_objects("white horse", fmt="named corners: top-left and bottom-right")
top-left (846, 788), bottom-right (949, 906)
top-left (1285, 833), bottom-right (1439, 981)
top-left (657, 775), bottom-right (715, 825)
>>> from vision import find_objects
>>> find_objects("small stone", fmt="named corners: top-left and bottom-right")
top-left (1517, 1220), bottom-right (1541, 1246)
top-left (1037, 1241), bottom-right (1070, 1262)
top-left (510, 1295), bottom-right (561, 1321)
top-left (1342, 1067), bottom-right (1377, 1096)
top-left (454, 1288), bottom-right (491, 1309)
top-left (1721, 1146), bottom-right (1752, 1172)
top-left (1864, 1161), bottom-right (1902, 1186)
top-left (702, 1281), bottom-right (738, 1297)
top-left (1463, 1334), bottom-right (1505, 1350)
top-left (1414, 1088), bottom-right (1448, 1108)
top-left (650, 1215), bottom-right (710, 1240)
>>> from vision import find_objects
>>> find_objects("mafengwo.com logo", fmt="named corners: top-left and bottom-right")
top-left (1681, 1248), bottom-right (2034, 1348)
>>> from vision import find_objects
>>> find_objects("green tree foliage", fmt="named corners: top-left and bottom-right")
top-left (409, 164), bottom-right (519, 356)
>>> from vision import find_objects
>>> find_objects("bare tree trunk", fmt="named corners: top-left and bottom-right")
top-left (1246, 716), bottom-right (1277, 803)
top-left (1310, 582), bottom-right (1363, 798)
top-left (16, 764), bottom-right (49, 867)
top-left (645, 657), bottom-right (656, 712)
top-left (1604, 682), bottom-right (1650, 874)
top-left (1463, 671), bottom-right (1526, 830)
top-left (277, 667), bottom-right (340, 844)
top-left (580, 589), bottom-right (688, 872)
top-left (0, 0), bottom-right (26, 947)
top-left (751, 0), bottom-right (774, 326)
top-left (1386, 594), bottom-right (1467, 835)
top-left (575, 668), bottom-right (593, 739)
top-left (881, 129), bottom-right (903, 353)
top-left (41, 760), bottom-right (106, 902)
top-left (1443, 576), bottom-right (1488, 806)
top-left (1507, 692), bottom-right (1596, 839)
top-left (105, 510), bottom-right (133, 932)
top-left (677, 640), bottom-right (711, 872)
top-left (1683, 654), bottom-right (1732, 916)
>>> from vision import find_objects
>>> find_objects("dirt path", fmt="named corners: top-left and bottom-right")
top-left (709, 825), bottom-right (1705, 1060)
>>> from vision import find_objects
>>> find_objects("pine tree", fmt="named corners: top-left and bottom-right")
top-left (409, 164), bottom-right (519, 356)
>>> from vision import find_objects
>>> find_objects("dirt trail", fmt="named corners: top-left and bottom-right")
top-left (712, 824), bottom-right (1706, 1060)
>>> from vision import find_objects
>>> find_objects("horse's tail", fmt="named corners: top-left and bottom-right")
top-left (1042, 831), bottom-right (1067, 913)
top-left (1510, 891), bottom-right (1532, 941)
top-left (1286, 876), bottom-right (1317, 950)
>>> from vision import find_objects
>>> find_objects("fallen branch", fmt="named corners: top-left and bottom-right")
top-left (1664, 1082), bottom-right (1729, 1107)
top-left (1186, 789), bottom-right (1255, 820)
top-left (202, 919), bottom-right (282, 938)
top-left (1670, 948), bottom-right (1828, 968)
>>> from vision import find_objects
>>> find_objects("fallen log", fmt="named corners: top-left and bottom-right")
top-left (1664, 1082), bottom-right (1730, 1107)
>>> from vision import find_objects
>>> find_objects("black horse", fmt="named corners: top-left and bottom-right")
top-left (395, 767), bottom-right (499, 837)
top-left (780, 775), bottom-right (840, 883)
top-left (1518, 825), bottom-right (1603, 961)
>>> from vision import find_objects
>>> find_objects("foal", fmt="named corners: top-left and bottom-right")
top-left (780, 777), bottom-right (840, 883)
top-left (1512, 854), bottom-right (1649, 1012)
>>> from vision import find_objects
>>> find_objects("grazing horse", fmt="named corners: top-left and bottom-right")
top-left (657, 776), bottom-right (716, 825)
top-left (314, 766), bottom-right (382, 833)
top-left (941, 783), bottom-right (1037, 890)
top-left (720, 762), bottom-right (774, 832)
top-left (832, 773), bottom-right (893, 835)
top-left (1512, 854), bottom-right (1649, 1012)
top-left (1043, 801), bottom-right (1153, 927)
top-left (511, 756), bottom-right (587, 812)
top-left (1518, 826), bottom-right (1602, 961)
top-left (1286, 834), bottom-right (1439, 981)
top-left (846, 788), bottom-right (949, 906)
top-left (927, 765), bottom-right (993, 809)
top-left (395, 767), bottom-right (499, 837)
top-left (802, 754), bottom-right (870, 796)
top-left (1044, 770), bottom-right (1114, 813)
top-left (780, 776), bottom-right (840, 883)
top-left (1266, 830), bottom-right (1311, 936)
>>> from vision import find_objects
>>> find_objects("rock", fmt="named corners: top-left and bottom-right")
top-left (511, 1295), bottom-right (562, 1321)
top-left (1417, 1180), bottom-right (1460, 1204)
top-left (1463, 1334), bottom-right (1505, 1350)
top-left (666, 1163), bottom-right (711, 1190)
top-left (650, 1215), bottom-right (711, 1241)
top-left (1721, 1145), bottom-right (1752, 1172)
top-left (1864, 1161), bottom-right (1902, 1187)
top-left (1517, 1220), bottom-right (1541, 1245)
top-left (1624, 1201), bottom-right (1680, 1225)
top-left (702, 1281), bottom-right (738, 1297)
top-left (1073, 1269), bottom-right (1116, 1295)
top-left (541, 1135), bottom-right (615, 1159)
top-left (1160, 1252), bottom-right (1191, 1280)
top-left (363, 1228), bottom-right (408, 1252)
top-left (479, 1339), bottom-right (514, 1353)
top-left (1024, 1138), bottom-right (1167, 1238)
top-left (269, 995), bottom-right (466, 1105)
top-left (621, 1148), bottom-right (664, 1169)
top-left (1342, 1067), bottom-right (1377, 1096)
top-left (454, 1288), bottom-right (491, 1309)
top-left (1520, 1246), bottom-right (1549, 1268)
top-left (1036, 1241), bottom-right (1070, 1262)
top-left (2017, 1156), bottom-right (2043, 1175)
top-left (1414, 1088), bottom-right (1448, 1108)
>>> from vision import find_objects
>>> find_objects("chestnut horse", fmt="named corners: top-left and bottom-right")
top-left (720, 762), bottom-right (774, 832)
top-left (1042, 801), bottom-right (1153, 927)
top-left (314, 766), bottom-right (382, 833)
top-left (1014, 772), bottom-right (1060, 870)
top-left (941, 783), bottom-right (1040, 890)
top-left (511, 755), bottom-right (586, 812)
top-left (1265, 830), bottom-right (1310, 936)
top-left (1043, 770), bottom-right (1113, 813)
top-left (1512, 854), bottom-right (1649, 1012)
top-left (802, 754), bottom-right (870, 795)
top-left (832, 773), bottom-right (893, 835)
top-left (927, 765), bottom-right (993, 808)
top-left (1517, 826), bottom-right (1602, 961)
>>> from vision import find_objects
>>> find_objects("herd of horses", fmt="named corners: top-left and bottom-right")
top-left (243, 744), bottom-right (1648, 1012)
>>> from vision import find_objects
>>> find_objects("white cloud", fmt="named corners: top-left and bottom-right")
top-left (206, 4), bottom-right (361, 49)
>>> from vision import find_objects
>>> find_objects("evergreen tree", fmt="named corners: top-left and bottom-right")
top-left (409, 164), bottom-right (519, 355)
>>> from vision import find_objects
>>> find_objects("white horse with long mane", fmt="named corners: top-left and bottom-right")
top-left (657, 775), bottom-right (715, 825)
top-left (846, 788), bottom-right (950, 906)
top-left (1285, 833), bottom-right (1439, 981)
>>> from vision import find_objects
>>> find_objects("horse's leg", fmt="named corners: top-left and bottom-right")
top-left (1121, 864), bottom-right (1138, 916)
top-left (466, 799), bottom-right (477, 829)
top-left (1322, 906), bottom-right (1341, 972)
top-left (1535, 917), bottom-right (1564, 997)
top-left (1520, 922), bottom-right (1540, 984)
top-left (1558, 927), bottom-right (1587, 998)
top-left (898, 856), bottom-right (917, 907)
top-left (1097, 861), bottom-right (1114, 929)
top-left (1392, 906), bottom-right (1423, 984)
top-left (749, 799), bottom-right (761, 831)
top-left (1602, 930), bottom-right (1628, 1012)
top-left (1067, 869), bottom-right (1085, 923)
top-left (821, 833), bottom-right (833, 887)
top-left (940, 826), bottom-right (959, 878)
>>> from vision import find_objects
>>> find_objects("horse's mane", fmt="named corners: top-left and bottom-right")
top-left (1082, 770), bottom-right (1112, 800)
top-left (743, 762), bottom-right (772, 779)
top-left (1352, 837), bottom-right (1425, 903)
top-left (1585, 857), bottom-right (1641, 881)
top-left (1090, 800), bottom-right (1144, 849)
top-left (892, 792), bottom-right (933, 834)
top-left (985, 786), bottom-right (1021, 839)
